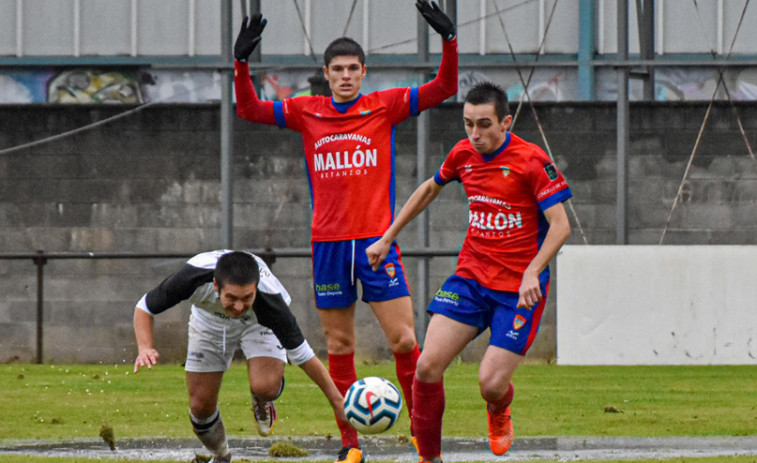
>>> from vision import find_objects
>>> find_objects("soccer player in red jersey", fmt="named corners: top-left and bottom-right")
top-left (232, 3), bottom-right (458, 463)
top-left (366, 82), bottom-right (572, 463)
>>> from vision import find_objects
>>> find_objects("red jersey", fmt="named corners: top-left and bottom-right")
top-left (435, 132), bottom-right (572, 292)
top-left (276, 89), bottom-right (413, 241)
top-left (234, 39), bottom-right (458, 242)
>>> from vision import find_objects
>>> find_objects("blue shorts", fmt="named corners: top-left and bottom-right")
top-left (426, 274), bottom-right (549, 355)
top-left (312, 238), bottom-right (411, 309)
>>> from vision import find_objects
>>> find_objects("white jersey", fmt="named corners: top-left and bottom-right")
top-left (136, 250), bottom-right (312, 364)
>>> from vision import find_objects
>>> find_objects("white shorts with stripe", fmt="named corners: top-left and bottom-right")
top-left (185, 306), bottom-right (287, 373)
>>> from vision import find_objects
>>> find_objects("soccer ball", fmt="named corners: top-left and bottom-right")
top-left (343, 376), bottom-right (403, 434)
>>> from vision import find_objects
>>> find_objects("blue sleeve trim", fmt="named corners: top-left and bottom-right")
top-left (538, 187), bottom-right (573, 211)
top-left (409, 87), bottom-right (420, 117)
top-left (434, 171), bottom-right (457, 185)
top-left (273, 101), bottom-right (287, 128)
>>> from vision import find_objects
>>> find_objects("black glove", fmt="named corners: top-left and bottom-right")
top-left (234, 14), bottom-right (267, 62)
top-left (416, 0), bottom-right (456, 41)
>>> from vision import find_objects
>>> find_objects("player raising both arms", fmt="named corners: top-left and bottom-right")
top-left (366, 82), bottom-right (572, 462)
top-left (133, 250), bottom-right (346, 463)
top-left (233, 3), bottom-right (458, 463)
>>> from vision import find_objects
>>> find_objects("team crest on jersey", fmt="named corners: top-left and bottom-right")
top-left (513, 314), bottom-right (527, 330)
top-left (384, 263), bottom-right (396, 278)
top-left (360, 110), bottom-right (371, 116)
top-left (500, 166), bottom-right (511, 177)
top-left (544, 163), bottom-right (559, 181)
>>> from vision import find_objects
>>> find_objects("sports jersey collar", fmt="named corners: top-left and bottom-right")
top-left (480, 132), bottom-right (511, 162)
top-left (331, 93), bottom-right (363, 113)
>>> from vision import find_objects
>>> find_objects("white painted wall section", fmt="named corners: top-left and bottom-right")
top-left (556, 245), bottom-right (757, 365)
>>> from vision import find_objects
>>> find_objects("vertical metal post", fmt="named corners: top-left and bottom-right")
top-left (443, 0), bottom-right (457, 25)
top-left (638, 0), bottom-right (655, 101)
top-left (221, 0), bottom-right (234, 248)
top-left (415, 10), bottom-right (431, 344)
top-left (15, 0), bottom-right (23, 57)
top-left (617, 0), bottom-right (629, 244)
top-left (33, 251), bottom-right (47, 364)
top-left (249, 0), bottom-right (262, 63)
top-left (578, 0), bottom-right (596, 101)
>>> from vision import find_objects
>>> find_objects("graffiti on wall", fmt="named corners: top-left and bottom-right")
top-left (596, 67), bottom-right (757, 101)
top-left (0, 71), bottom-right (54, 103)
top-left (0, 69), bottom-right (221, 104)
top-left (47, 70), bottom-right (143, 103)
top-left (3, 66), bottom-right (757, 104)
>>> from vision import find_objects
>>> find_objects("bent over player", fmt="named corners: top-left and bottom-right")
top-left (366, 82), bottom-right (572, 462)
top-left (233, 3), bottom-right (457, 462)
top-left (133, 250), bottom-right (346, 463)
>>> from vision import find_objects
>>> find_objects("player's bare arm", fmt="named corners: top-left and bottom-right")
top-left (517, 202), bottom-right (571, 308)
top-left (298, 356), bottom-right (348, 422)
top-left (366, 177), bottom-right (443, 271)
top-left (133, 308), bottom-right (159, 372)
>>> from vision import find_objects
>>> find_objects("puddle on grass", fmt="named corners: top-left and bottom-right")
top-left (1, 436), bottom-right (757, 461)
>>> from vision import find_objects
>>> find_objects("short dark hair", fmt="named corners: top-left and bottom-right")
top-left (464, 82), bottom-right (510, 121)
top-left (214, 251), bottom-right (260, 290)
top-left (324, 37), bottom-right (365, 66)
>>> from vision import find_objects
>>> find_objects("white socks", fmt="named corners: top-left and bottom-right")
top-left (190, 408), bottom-right (230, 459)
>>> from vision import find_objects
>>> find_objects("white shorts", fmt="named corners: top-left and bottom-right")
top-left (185, 307), bottom-right (287, 373)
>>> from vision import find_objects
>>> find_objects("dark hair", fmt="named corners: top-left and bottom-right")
top-left (323, 37), bottom-right (365, 66)
top-left (214, 251), bottom-right (260, 290)
top-left (464, 82), bottom-right (510, 121)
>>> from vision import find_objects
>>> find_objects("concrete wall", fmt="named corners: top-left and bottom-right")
top-left (557, 245), bottom-right (757, 365)
top-left (1, 101), bottom-right (756, 364)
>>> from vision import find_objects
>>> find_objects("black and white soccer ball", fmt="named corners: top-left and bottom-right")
top-left (343, 376), bottom-right (403, 434)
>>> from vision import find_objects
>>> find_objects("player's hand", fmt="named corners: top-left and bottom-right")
top-left (416, 0), bottom-right (456, 41)
top-left (234, 14), bottom-right (267, 62)
top-left (134, 348), bottom-right (160, 373)
top-left (366, 238), bottom-right (391, 271)
top-left (517, 271), bottom-right (542, 309)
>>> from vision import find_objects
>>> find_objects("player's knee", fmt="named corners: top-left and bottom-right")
top-left (414, 355), bottom-right (443, 383)
top-left (389, 332), bottom-right (417, 353)
top-left (189, 398), bottom-right (218, 419)
top-left (478, 378), bottom-right (509, 403)
top-left (323, 330), bottom-right (355, 354)
top-left (250, 376), bottom-right (284, 401)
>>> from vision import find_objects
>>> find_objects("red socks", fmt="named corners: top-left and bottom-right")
top-left (411, 377), bottom-right (445, 459)
top-left (328, 352), bottom-right (360, 448)
top-left (393, 344), bottom-right (420, 423)
top-left (487, 382), bottom-right (514, 413)
top-left (329, 346), bottom-right (422, 450)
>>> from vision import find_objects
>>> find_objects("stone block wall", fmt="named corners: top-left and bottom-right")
top-left (1, 101), bottom-right (755, 363)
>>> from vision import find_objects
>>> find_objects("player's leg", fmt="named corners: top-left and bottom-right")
top-left (241, 324), bottom-right (288, 437)
top-left (412, 275), bottom-right (489, 461)
top-left (479, 347), bottom-right (520, 405)
top-left (187, 371), bottom-right (230, 462)
top-left (412, 313), bottom-right (477, 461)
top-left (478, 346), bottom-right (521, 455)
top-left (369, 296), bottom-right (419, 427)
top-left (312, 240), bottom-right (363, 462)
top-left (317, 304), bottom-right (363, 463)
top-left (247, 356), bottom-right (285, 436)
top-left (358, 238), bottom-right (420, 433)
top-left (482, 282), bottom-right (548, 455)
top-left (185, 313), bottom-right (236, 462)
top-left (318, 303), bottom-right (357, 354)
